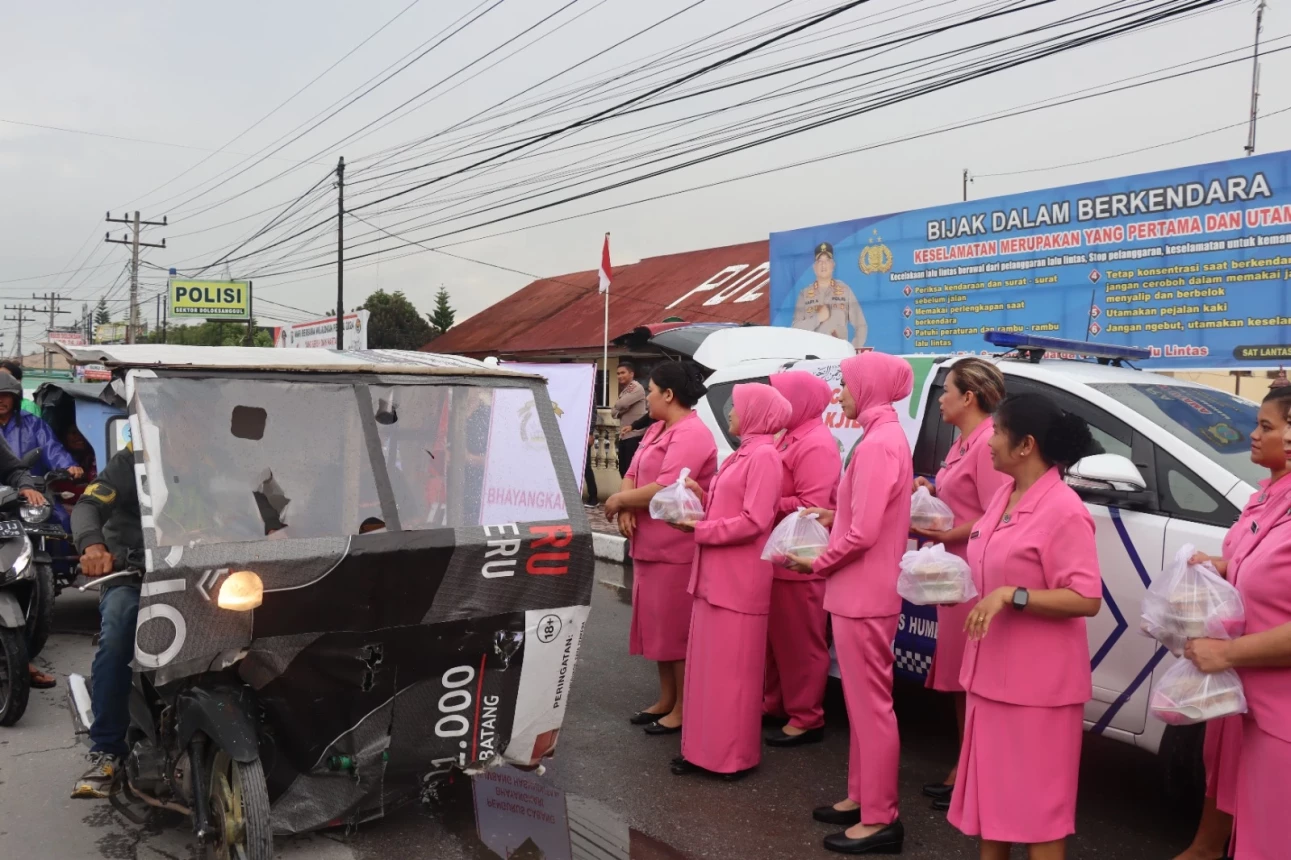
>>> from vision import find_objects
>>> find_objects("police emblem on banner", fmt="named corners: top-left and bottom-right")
top-left (859, 230), bottom-right (893, 275)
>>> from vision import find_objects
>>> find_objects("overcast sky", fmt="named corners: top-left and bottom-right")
top-left (1, 0), bottom-right (1287, 354)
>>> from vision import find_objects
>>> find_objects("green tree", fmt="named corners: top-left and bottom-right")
top-left (95, 298), bottom-right (111, 325)
top-left (359, 289), bottom-right (433, 350)
top-left (426, 287), bottom-right (456, 338)
top-left (147, 320), bottom-right (273, 347)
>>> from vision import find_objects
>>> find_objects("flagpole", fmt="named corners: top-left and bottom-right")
top-left (602, 232), bottom-right (610, 406)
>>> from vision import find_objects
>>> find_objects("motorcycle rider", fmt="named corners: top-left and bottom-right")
top-left (69, 446), bottom-right (141, 799)
top-left (0, 374), bottom-right (83, 492)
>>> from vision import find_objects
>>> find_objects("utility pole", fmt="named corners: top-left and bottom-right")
top-left (32, 292), bottom-right (69, 369)
top-left (1245, 0), bottom-right (1267, 156)
top-left (106, 211), bottom-right (167, 344)
top-left (81, 302), bottom-right (90, 345)
top-left (3, 305), bottom-right (36, 365)
top-left (963, 169), bottom-right (971, 201)
top-left (336, 156), bottom-right (345, 350)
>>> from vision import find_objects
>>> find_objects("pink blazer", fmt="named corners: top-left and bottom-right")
top-left (1222, 474), bottom-right (1291, 562)
top-left (775, 421), bottom-right (841, 582)
top-left (959, 468), bottom-right (1102, 707)
top-left (690, 438), bottom-right (783, 615)
top-left (817, 409), bottom-right (913, 619)
top-left (625, 411), bottom-right (718, 565)
top-left (1230, 499), bottom-right (1291, 743)
top-left (934, 417), bottom-right (1008, 560)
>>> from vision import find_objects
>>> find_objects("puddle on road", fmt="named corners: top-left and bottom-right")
top-left (427, 766), bottom-right (690, 860)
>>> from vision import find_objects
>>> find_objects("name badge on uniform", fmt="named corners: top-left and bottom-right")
top-left (969, 530), bottom-right (980, 540)
top-left (1252, 521), bottom-right (1259, 534)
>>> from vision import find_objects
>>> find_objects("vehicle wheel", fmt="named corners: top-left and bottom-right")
top-left (25, 563), bottom-right (55, 659)
top-left (0, 626), bottom-right (31, 726)
top-left (208, 748), bottom-right (273, 860)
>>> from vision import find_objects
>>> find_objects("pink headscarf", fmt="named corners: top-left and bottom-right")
top-left (839, 352), bottom-right (914, 428)
top-left (770, 371), bottom-right (833, 439)
top-left (732, 382), bottom-right (792, 443)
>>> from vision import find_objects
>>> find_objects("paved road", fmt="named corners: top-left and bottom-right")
top-left (0, 566), bottom-right (1201, 859)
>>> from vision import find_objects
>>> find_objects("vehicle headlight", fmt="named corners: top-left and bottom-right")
top-left (217, 571), bottom-right (263, 611)
top-left (20, 505), bottom-right (50, 524)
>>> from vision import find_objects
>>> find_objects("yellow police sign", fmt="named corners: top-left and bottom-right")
top-left (169, 280), bottom-right (251, 319)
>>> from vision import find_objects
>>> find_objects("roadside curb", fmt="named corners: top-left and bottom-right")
top-left (592, 532), bottom-right (627, 563)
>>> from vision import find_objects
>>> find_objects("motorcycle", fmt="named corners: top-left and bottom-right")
top-left (0, 465), bottom-right (60, 726)
top-left (56, 342), bottom-right (592, 855)
top-left (69, 564), bottom-right (272, 860)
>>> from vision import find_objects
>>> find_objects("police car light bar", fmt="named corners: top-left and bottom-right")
top-left (983, 331), bottom-right (1152, 365)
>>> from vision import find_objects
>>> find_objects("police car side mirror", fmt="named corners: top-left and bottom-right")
top-left (1066, 454), bottom-right (1148, 494)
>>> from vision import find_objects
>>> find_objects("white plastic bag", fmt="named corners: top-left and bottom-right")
top-left (1150, 659), bottom-right (1248, 725)
top-left (910, 486), bottom-right (955, 531)
top-left (762, 509), bottom-right (831, 566)
top-left (1140, 544), bottom-right (1245, 656)
top-left (648, 467), bottom-right (705, 524)
top-left (897, 543), bottom-right (977, 605)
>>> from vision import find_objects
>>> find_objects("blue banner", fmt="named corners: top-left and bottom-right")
top-left (770, 150), bottom-right (1291, 368)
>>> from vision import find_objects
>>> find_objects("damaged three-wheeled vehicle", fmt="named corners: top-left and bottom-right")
top-left (57, 344), bottom-right (594, 859)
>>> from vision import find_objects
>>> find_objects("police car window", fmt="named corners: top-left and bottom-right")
top-left (1088, 383), bottom-right (1264, 488)
top-left (1154, 445), bottom-right (1236, 528)
top-left (998, 375), bottom-right (1130, 459)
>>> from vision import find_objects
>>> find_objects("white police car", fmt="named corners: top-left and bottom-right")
top-left (680, 326), bottom-right (1259, 788)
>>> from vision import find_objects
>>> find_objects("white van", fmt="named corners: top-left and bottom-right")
top-left (663, 325), bottom-right (1259, 788)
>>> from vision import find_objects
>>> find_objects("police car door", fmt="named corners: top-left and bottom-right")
top-left (1004, 377), bottom-right (1166, 739)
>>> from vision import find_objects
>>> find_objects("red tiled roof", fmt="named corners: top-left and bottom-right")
top-left (427, 240), bottom-right (769, 358)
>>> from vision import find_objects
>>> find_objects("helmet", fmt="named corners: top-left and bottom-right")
top-left (0, 374), bottom-right (22, 403)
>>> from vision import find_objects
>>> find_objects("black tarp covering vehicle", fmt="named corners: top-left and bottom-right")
top-left (57, 345), bottom-right (594, 838)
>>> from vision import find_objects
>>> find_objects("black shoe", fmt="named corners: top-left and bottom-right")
top-left (762, 713), bottom-right (788, 728)
top-left (644, 721), bottom-right (682, 736)
top-left (670, 757), bottom-right (700, 776)
top-left (766, 726), bottom-right (825, 748)
top-left (629, 710), bottom-right (670, 726)
top-left (722, 768), bottom-right (753, 782)
top-left (813, 805), bottom-right (862, 827)
top-left (921, 782), bottom-right (954, 800)
top-left (823, 820), bottom-right (904, 855)
top-left (931, 797), bottom-right (951, 812)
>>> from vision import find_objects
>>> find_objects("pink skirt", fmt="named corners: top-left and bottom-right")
top-left (948, 694), bottom-right (1083, 844)
top-left (629, 560), bottom-right (694, 662)
top-left (681, 598), bottom-right (768, 774)
top-left (1233, 717), bottom-right (1291, 860)
top-left (926, 601), bottom-right (973, 693)
top-left (1204, 715), bottom-right (1244, 815)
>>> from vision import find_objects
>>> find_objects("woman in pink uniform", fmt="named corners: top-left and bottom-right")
top-left (948, 393), bottom-right (1102, 860)
top-left (669, 383), bottom-right (790, 780)
top-left (1176, 385), bottom-right (1291, 860)
top-left (605, 362), bottom-right (717, 735)
top-left (787, 351), bottom-right (913, 856)
top-left (1182, 397), bottom-right (1291, 860)
top-left (763, 370), bottom-right (840, 748)
top-left (911, 357), bottom-right (1008, 810)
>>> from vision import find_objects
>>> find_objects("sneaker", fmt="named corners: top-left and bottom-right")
top-left (71, 752), bottom-right (120, 799)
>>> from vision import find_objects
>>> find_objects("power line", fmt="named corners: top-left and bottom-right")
top-left (254, 0), bottom-right (1237, 277)
top-left (253, 34), bottom-right (1284, 286)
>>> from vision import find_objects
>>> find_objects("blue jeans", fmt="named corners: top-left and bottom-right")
top-left (89, 585), bottom-right (139, 757)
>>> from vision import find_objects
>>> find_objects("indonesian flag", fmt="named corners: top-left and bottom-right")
top-left (598, 233), bottom-right (612, 294)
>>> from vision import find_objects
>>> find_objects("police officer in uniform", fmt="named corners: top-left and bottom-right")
top-left (792, 242), bottom-right (868, 348)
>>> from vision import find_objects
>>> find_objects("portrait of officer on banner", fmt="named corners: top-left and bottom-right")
top-left (791, 241), bottom-right (868, 348)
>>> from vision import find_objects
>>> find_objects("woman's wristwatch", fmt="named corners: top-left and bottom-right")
top-left (1011, 587), bottom-right (1030, 612)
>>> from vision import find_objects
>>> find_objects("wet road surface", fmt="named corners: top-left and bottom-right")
top-left (0, 564), bottom-right (1201, 859)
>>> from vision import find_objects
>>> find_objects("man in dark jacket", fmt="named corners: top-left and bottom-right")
top-left (0, 427), bottom-right (52, 688)
top-left (69, 447), bottom-right (143, 798)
